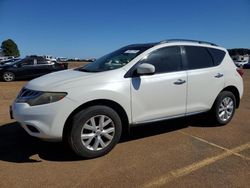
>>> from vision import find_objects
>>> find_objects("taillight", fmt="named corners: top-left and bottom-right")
top-left (58, 63), bottom-right (64, 68)
top-left (236, 68), bottom-right (244, 77)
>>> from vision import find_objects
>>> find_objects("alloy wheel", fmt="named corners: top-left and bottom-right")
top-left (3, 72), bottom-right (15, 82)
top-left (218, 97), bottom-right (234, 122)
top-left (81, 115), bottom-right (115, 151)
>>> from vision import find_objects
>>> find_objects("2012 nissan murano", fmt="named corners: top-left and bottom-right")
top-left (11, 39), bottom-right (244, 158)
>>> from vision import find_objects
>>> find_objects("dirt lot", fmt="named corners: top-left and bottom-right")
top-left (0, 68), bottom-right (249, 188)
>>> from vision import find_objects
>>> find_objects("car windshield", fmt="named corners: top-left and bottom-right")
top-left (3, 59), bottom-right (22, 65)
top-left (77, 44), bottom-right (154, 72)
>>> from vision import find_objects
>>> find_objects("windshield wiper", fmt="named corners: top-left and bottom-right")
top-left (77, 68), bottom-right (101, 73)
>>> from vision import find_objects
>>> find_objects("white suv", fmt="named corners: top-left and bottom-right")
top-left (11, 39), bottom-right (244, 158)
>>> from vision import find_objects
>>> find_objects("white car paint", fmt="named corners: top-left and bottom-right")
top-left (12, 41), bottom-right (244, 141)
top-left (131, 71), bottom-right (187, 123)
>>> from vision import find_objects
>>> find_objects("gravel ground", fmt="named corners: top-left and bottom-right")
top-left (0, 68), bottom-right (249, 188)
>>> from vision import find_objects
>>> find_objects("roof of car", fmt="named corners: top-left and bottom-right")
top-left (159, 39), bottom-right (218, 46)
top-left (126, 39), bottom-right (219, 49)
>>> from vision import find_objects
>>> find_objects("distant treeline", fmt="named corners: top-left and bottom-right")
top-left (228, 48), bottom-right (250, 56)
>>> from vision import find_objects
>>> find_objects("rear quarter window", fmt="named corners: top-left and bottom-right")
top-left (37, 59), bottom-right (49, 64)
top-left (21, 59), bottom-right (34, 66)
top-left (207, 48), bottom-right (226, 66)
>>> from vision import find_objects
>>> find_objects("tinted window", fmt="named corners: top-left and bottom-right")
top-left (21, 59), bottom-right (34, 66)
top-left (139, 46), bottom-right (182, 74)
top-left (207, 48), bottom-right (226, 66)
top-left (37, 59), bottom-right (48, 64)
top-left (185, 46), bottom-right (213, 69)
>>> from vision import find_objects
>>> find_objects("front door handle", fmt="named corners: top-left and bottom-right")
top-left (174, 79), bottom-right (186, 85)
top-left (215, 73), bottom-right (223, 78)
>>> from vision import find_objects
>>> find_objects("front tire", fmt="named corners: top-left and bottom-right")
top-left (3, 71), bottom-right (15, 82)
top-left (212, 91), bottom-right (236, 125)
top-left (68, 105), bottom-right (122, 158)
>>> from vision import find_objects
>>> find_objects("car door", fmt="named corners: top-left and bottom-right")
top-left (131, 46), bottom-right (187, 124)
top-left (18, 58), bottom-right (36, 78)
top-left (184, 46), bottom-right (225, 114)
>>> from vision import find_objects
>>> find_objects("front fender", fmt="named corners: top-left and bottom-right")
top-left (66, 80), bottom-right (132, 123)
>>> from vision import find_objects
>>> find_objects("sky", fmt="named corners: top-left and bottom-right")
top-left (0, 0), bottom-right (250, 58)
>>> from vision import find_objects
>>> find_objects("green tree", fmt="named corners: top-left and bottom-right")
top-left (1, 39), bottom-right (20, 57)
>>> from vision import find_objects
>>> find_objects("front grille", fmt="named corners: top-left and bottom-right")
top-left (17, 88), bottom-right (42, 99)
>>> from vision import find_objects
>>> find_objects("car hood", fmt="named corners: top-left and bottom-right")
top-left (24, 69), bottom-right (125, 91)
top-left (0, 64), bottom-right (11, 68)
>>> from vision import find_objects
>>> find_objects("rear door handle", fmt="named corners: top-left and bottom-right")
top-left (174, 79), bottom-right (186, 85)
top-left (214, 73), bottom-right (223, 78)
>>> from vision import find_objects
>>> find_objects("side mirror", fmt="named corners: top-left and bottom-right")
top-left (136, 63), bottom-right (155, 75)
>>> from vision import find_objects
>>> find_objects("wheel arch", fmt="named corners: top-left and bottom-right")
top-left (221, 86), bottom-right (240, 108)
top-left (63, 99), bottom-right (129, 141)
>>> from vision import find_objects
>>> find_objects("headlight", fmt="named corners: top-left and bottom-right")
top-left (16, 88), bottom-right (67, 106)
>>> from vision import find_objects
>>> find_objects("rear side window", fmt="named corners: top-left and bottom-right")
top-left (207, 48), bottom-right (226, 66)
top-left (140, 46), bottom-right (182, 74)
top-left (21, 59), bottom-right (34, 66)
top-left (37, 59), bottom-right (48, 64)
top-left (185, 46), bottom-right (213, 69)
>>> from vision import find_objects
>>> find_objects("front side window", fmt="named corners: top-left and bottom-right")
top-left (185, 46), bottom-right (213, 69)
top-left (139, 46), bottom-right (183, 74)
top-left (77, 45), bottom-right (154, 72)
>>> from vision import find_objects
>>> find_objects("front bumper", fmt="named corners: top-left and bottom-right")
top-left (12, 97), bottom-right (77, 141)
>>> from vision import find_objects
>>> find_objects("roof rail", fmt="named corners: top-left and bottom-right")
top-left (159, 39), bottom-right (218, 46)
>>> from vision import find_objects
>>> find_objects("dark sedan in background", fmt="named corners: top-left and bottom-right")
top-left (243, 62), bottom-right (250, 69)
top-left (0, 56), bottom-right (67, 81)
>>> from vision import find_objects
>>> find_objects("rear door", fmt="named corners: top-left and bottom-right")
top-left (184, 46), bottom-right (225, 114)
top-left (36, 58), bottom-right (52, 75)
top-left (131, 46), bottom-right (187, 123)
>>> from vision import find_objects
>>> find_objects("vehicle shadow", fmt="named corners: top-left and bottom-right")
top-left (0, 114), bottom-right (218, 163)
top-left (121, 113), bottom-right (220, 142)
top-left (0, 122), bottom-right (81, 163)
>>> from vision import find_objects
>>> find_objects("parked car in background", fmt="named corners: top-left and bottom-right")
top-left (243, 61), bottom-right (250, 69)
top-left (85, 58), bottom-right (96, 62)
top-left (234, 60), bottom-right (249, 67)
top-left (0, 56), bottom-right (66, 81)
top-left (56, 57), bottom-right (69, 69)
top-left (43, 55), bottom-right (57, 62)
top-left (57, 57), bottom-right (68, 62)
top-left (0, 58), bottom-right (20, 65)
top-left (0, 56), bottom-right (16, 63)
top-left (11, 39), bottom-right (243, 158)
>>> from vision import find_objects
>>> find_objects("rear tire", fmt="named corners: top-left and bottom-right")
top-left (211, 91), bottom-right (236, 125)
top-left (68, 105), bottom-right (122, 158)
